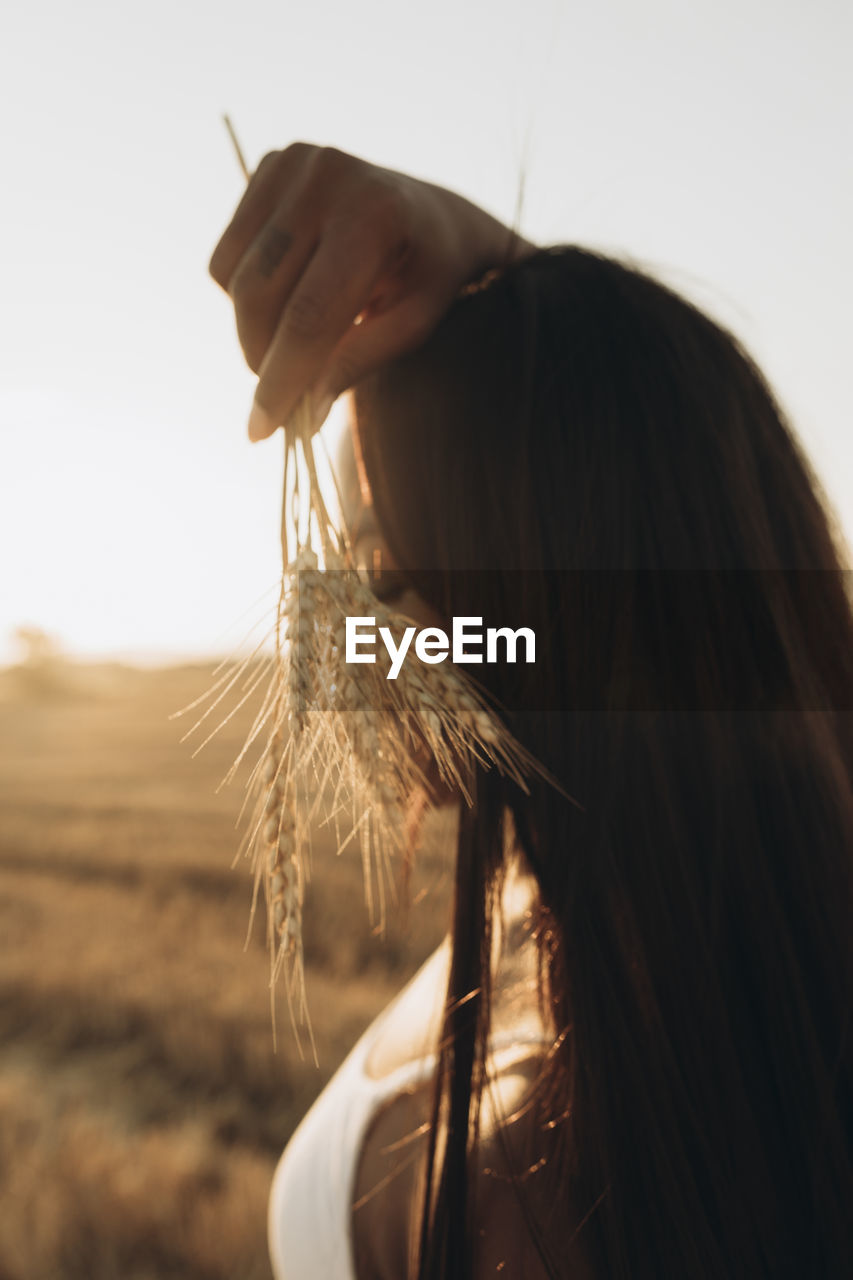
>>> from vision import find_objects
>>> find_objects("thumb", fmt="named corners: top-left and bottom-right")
top-left (315, 293), bottom-right (443, 404)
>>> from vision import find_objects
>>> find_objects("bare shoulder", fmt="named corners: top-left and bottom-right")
top-left (363, 865), bottom-right (545, 1083)
top-left (352, 864), bottom-right (576, 1277)
top-left (363, 939), bottom-right (450, 1081)
top-left (351, 1073), bottom-right (430, 1280)
top-left (352, 1053), bottom-right (587, 1280)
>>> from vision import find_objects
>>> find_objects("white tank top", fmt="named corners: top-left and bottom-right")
top-left (268, 930), bottom-right (547, 1280)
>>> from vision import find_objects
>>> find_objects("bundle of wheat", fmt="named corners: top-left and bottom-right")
top-left (176, 395), bottom-right (546, 1053)
top-left (177, 123), bottom-right (548, 1051)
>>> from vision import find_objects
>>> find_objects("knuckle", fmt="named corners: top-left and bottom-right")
top-left (284, 290), bottom-right (328, 342)
top-left (282, 140), bottom-right (316, 167)
top-left (370, 177), bottom-right (406, 223)
top-left (317, 144), bottom-right (352, 172)
top-left (359, 179), bottom-right (411, 252)
top-left (320, 226), bottom-right (360, 274)
top-left (228, 257), bottom-right (263, 304)
top-left (255, 149), bottom-right (282, 175)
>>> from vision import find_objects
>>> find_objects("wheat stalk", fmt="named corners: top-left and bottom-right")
top-left (174, 393), bottom-right (550, 1052)
top-left (176, 120), bottom-right (556, 1053)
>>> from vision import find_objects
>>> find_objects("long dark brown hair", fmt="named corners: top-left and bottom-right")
top-left (354, 246), bottom-right (853, 1278)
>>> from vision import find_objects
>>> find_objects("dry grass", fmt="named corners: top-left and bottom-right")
top-left (0, 657), bottom-right (452, 1279)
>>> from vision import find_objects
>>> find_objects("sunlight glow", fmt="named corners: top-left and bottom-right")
top-left (2, 0), bottom-right (850, 664)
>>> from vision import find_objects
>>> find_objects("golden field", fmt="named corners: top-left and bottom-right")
top-left (0, 657), bottom-right (451, 1279)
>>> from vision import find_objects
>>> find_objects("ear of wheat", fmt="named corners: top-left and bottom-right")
top-left (174, 395), bottom-right (552, 1056)
top-left (178, 118), bottom-right (555, 1054)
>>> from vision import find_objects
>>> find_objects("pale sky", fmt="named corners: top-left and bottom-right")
top-left (1, 0), bottom-right (850, 663)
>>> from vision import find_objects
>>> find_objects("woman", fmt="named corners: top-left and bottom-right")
top-left (210, 146), bottom-right (853, 1278)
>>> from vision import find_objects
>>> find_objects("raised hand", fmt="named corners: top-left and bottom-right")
top-left (209, 144), bottom-right (534, 439)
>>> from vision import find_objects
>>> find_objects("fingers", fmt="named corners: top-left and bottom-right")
top-left (228, 213), bottom-right (320, 373)
top-left (208, 144), bottom-right (315, 289)
top-left (315, 292), bottom-right (443, 404)
top-left (209, 144), bottom-right (477, 442)
top-left (248, 223), bottom-right (411, 439)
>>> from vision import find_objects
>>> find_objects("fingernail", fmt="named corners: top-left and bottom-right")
top-left (248, 401), bottom-right (277, 442)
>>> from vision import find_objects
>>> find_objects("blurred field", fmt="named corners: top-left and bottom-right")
top-left (0, 657), bottom-right (452, 1279)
